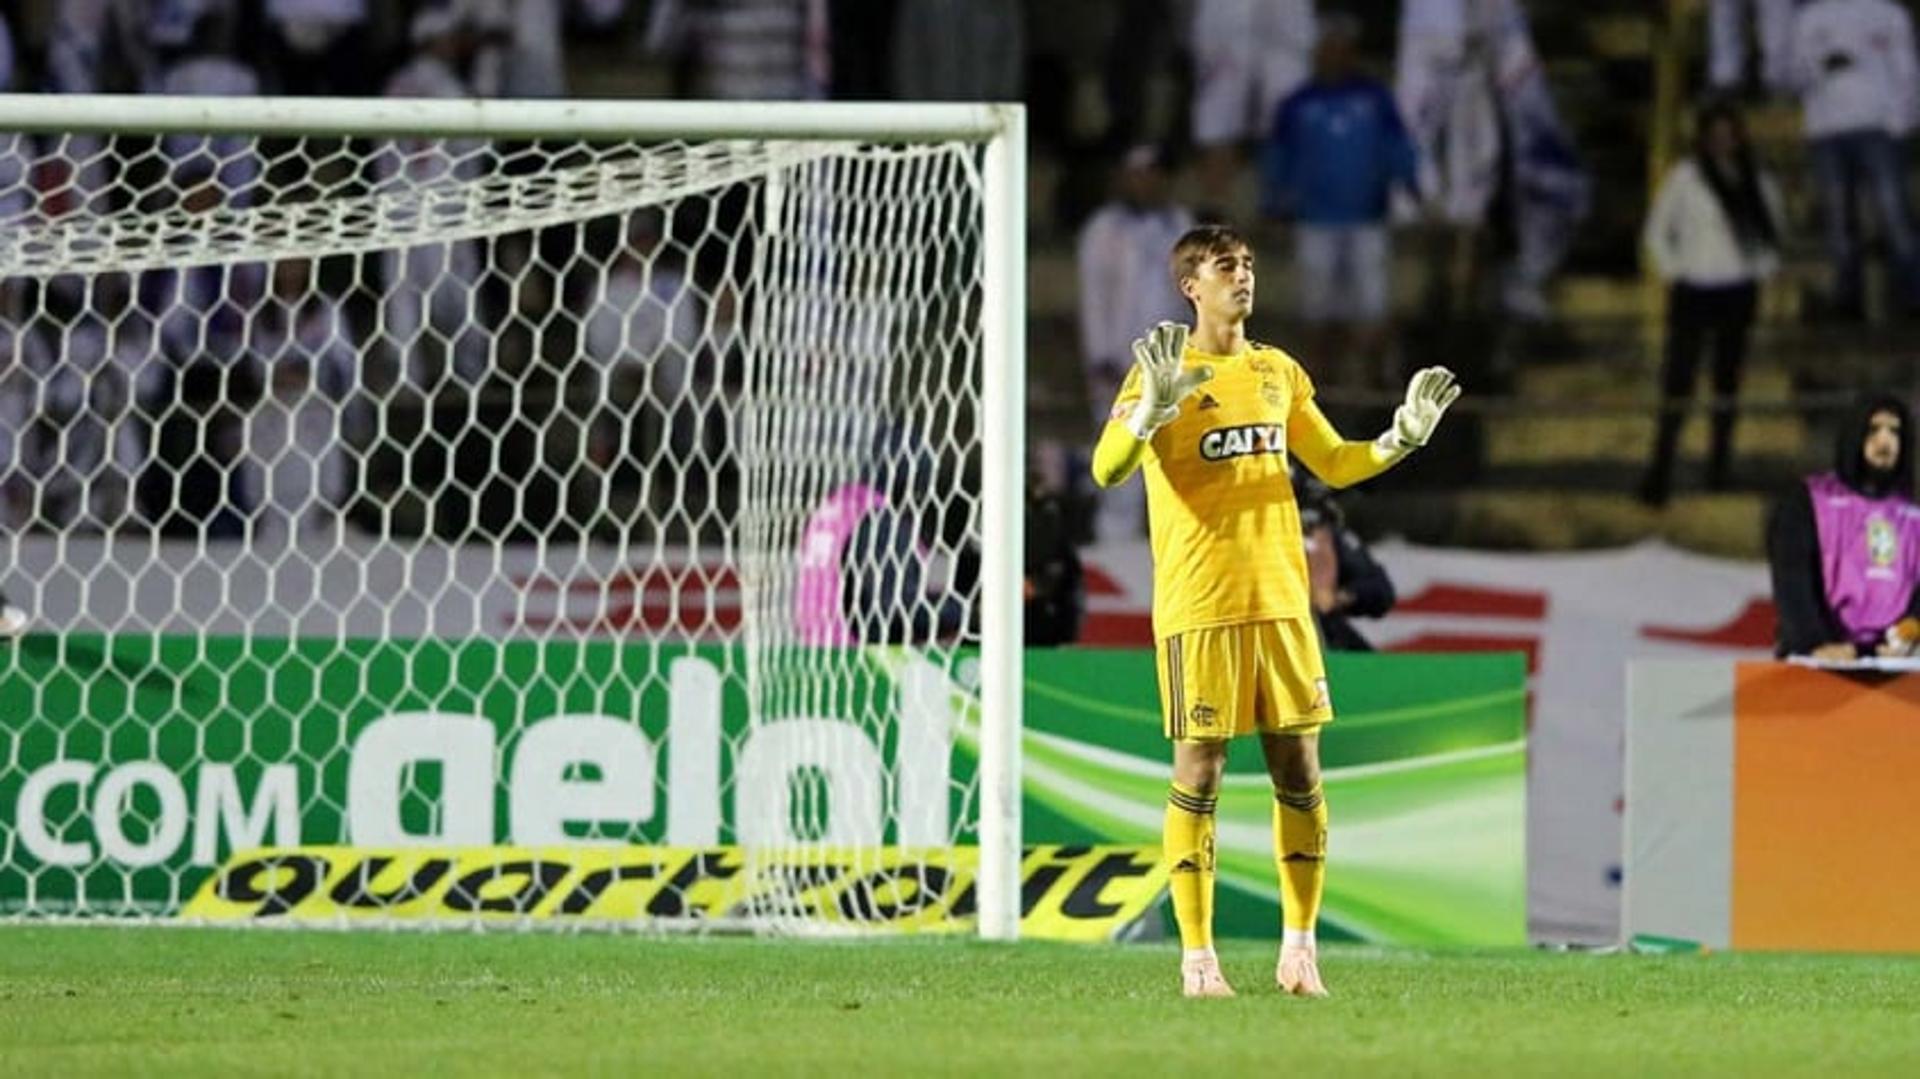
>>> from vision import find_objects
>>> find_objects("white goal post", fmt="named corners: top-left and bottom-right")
top-left (0, 94), bottom-right (1025, 939)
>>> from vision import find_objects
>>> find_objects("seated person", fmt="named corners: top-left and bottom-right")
top-left (1294, 465), bottom-right (1396, 651)
top-left (795, 426), bottom-right (976, 647)
top-left (1768, 393), bottom-right (1920, 660)
top-left (1024, 475), bottom-right (1085, 646)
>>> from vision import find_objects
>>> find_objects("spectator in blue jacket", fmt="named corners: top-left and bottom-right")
top-left (1262, 14), bottom-right (1419, 388)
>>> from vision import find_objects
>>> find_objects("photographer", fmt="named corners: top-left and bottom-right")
top-left (1293, 465), bottom-right (1396, 652)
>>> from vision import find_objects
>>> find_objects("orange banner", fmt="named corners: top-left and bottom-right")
top-left (1731, 664), bottom-right (1920, 952)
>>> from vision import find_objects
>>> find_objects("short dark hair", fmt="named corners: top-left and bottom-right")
top-left (1169, 224), bottom-right (1250, 291)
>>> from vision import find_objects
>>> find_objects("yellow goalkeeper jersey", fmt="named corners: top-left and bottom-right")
top-left (1092, 342), bottom-right (1394, 640)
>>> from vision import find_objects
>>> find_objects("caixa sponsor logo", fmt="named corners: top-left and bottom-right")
top-left (1199, 424), bottom-right (1285, 462)
top-left (11, 654), bottom-right (962, 869)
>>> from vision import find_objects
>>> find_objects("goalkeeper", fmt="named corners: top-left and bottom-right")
top-left (1091, 224), bottom-right (1459, 999)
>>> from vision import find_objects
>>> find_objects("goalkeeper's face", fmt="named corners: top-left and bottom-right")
top-left (1183, 245), bottom-right (1256, 325)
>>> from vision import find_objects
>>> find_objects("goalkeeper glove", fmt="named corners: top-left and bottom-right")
top-left (1125, 322), bottom-right (1215, 440)
top-left (1375, 366), bottom-right (1462, 458)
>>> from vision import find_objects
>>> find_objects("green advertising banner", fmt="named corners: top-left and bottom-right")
top-left (0, 634), bottom-right (1523, 943)
top-left (1007, 649), bottom-right (1526, 945)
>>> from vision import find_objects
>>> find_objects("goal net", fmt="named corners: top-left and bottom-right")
top-left (0, 96), bottom-right (1025, 937)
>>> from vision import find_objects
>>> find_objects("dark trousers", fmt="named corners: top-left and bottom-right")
top-left (1810, 130), bottom-right (1920, 315)
top-left (1644, 281), bottom-right (1759, 503)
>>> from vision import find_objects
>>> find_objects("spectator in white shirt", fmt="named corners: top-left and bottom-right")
top-left (1639, 101), bottom-right (1785, 507)
top-left (9, 280), bottom-right (154, 532)
top-left (47, 2), bottom-right (251, 207)
top-left (154, 13), bottom-right (263, 209)
top-left (1187, 0), bottom-right (1316, 216)
top-left (263, 0), bottom-right (371, 95)
top-left (1788, 0), bottom-right (1920, 319)
top-left (1076, 144), bottom-right (1195, 540)
top-left (246, 258), bottom-right (360, 539)
top-left (490, 0), bottom-right (627, 98)
top-left (1396, 0), bottom-right (1589, 322)
top-left (576, 210), bottom-right (705, 529)
top-left (645, 0), bottom-right (829, 101)
top-left (49, 0), bottom-right (238, 95)
top-left (1710, 0), bottom-right (1797, 95)
top-left (378, 8), bottom-right (491, 390)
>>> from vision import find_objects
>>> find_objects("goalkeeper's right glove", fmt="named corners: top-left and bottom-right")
top-left (1124, 322), bottom-right (1215, 440)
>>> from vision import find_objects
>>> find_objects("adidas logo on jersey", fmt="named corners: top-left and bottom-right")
top-left (1198, 394), bottom-right (1220, 410)
top-left (1199, 424), bottom-right (1285, 462)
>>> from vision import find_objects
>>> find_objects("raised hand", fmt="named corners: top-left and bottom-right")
top-left (1382, 366), bottom-right (1462, 453)
top-left (1125, 322), bottom-right (1214, 439)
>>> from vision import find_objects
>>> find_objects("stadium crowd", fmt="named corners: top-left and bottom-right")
top-left (0, 1), bottom-right (1916, 619)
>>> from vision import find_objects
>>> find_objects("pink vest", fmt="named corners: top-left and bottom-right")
top-left (1807, 472), bottom-right (1920, 644)
top-left (794, 483), bottom-right (888, 646)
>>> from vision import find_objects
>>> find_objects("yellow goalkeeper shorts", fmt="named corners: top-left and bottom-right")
top-left (1155, 619), bottom-right (1332, 742)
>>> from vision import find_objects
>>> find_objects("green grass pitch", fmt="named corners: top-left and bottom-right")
top-left (3, 927), bottom-right (1918, 1077)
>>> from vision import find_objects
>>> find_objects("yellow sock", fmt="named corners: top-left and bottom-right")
top-left (1164, 782), bottom-right (1219, 951)
top-left (1274, 785), bottom-right (1328, 937)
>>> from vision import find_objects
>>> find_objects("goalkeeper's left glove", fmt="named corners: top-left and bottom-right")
top-left (1375, 366), bottom-right (1462, 459)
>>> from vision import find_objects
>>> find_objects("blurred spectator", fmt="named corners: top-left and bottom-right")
top-left (48, 0), bottom-right (240, 95)
top-left (246, 258), bottom-right (359, 539)
top-left (262, 0), bottom-right (371, 96)
top-left (1024, 474), bottom-right (1085, 646)
top-left (1768, 393), bottom-right (1920, 659)
top-left (1294, 465), bottom-right (1394, 651)
top-left (378, 6), bottom-right (492, 390)
top-left (143, 358), bottom-right (262, 540)
top-left (1261, 14), bottom-right (1417, 388)
top-left (576, 210), bottom-right (705, 529)
top-left (1787, 0), bottom-right (1920, 321)
top-left (891, 0), bottom-right (1021, 103)
top-left (148, 262), bottom-right (267, 377)
top-left (1396, 0), bottom-right (1496, 229)
top-left (645, 0), bottom-right (829, 101)
top-left (488, 0), bottom-right (626, 98)
top-left (0, 282), bottom-right (27, 528)
top-left (154, 8), bottom-right (264, 209)
top-left (795, 424), bottom-right (975, 646)
top-left (1639, 100), bottom-right (1784, 507)
top-left (139, 262), bottom-right (268, 539)
top-left (1188, 0), bottom-right (1316, 217)
top-left (1076, 144), bottom-right (1194, 541)
top-left (1396, 0), bottom-right (1590, 322)
top-left (0, 8), bottom-right (30, 223)
top-left (8, 279), bottom-right (151, 531)
top-left (1710, 0), bottom-right (1796, 95)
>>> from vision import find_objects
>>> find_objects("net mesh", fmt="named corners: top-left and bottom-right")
top-left (0, 118), bottom-right (989, 932)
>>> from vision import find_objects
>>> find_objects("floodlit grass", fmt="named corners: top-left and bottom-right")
top-left (3, 927), bottom-right (1917, 1076)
